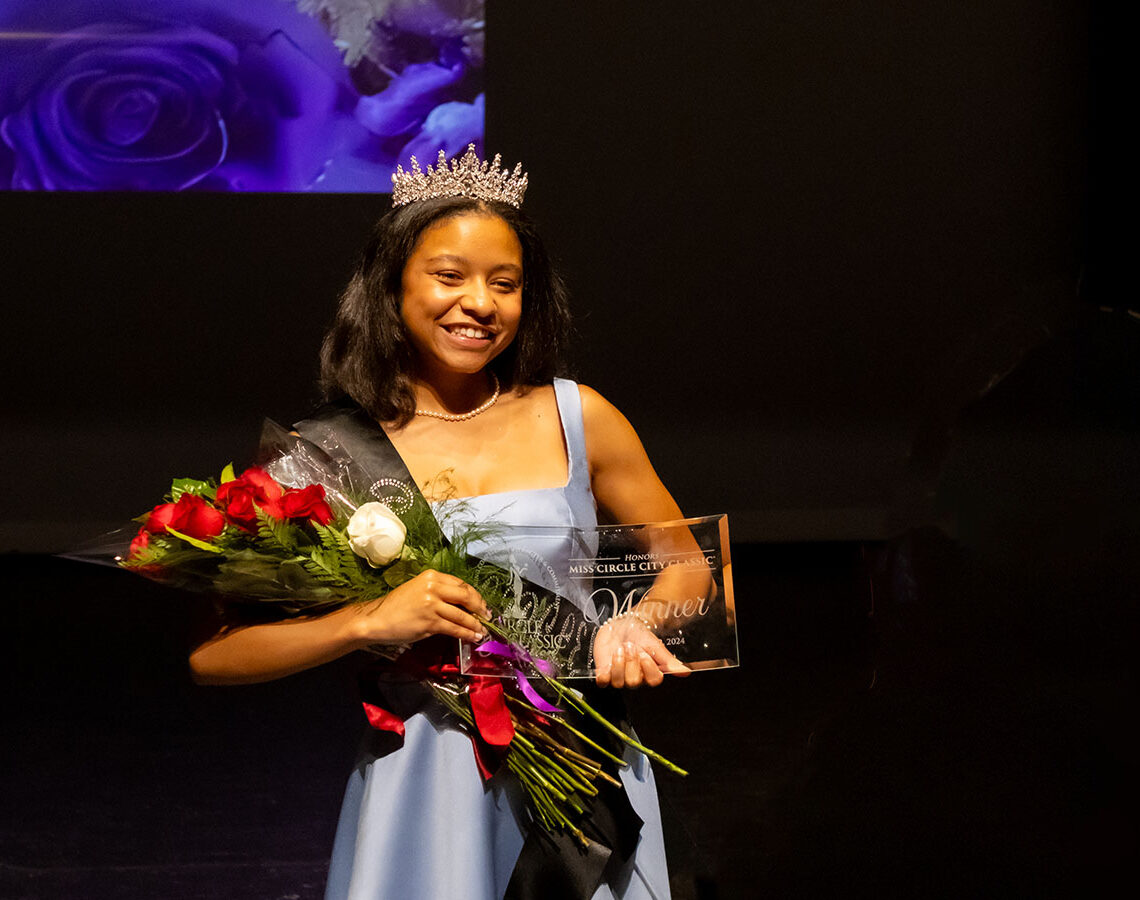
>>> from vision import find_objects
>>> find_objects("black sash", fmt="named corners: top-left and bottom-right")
top-left (292, 398), bottom-right (644, 899)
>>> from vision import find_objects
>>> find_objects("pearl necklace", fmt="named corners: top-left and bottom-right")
top-left (414, 374), bottom-right (501, 422)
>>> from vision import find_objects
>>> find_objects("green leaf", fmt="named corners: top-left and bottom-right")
top-left (313, 523), bottom-right (353, 554)
top-left (213, 571), bottom-right (289, 597)
top-left (278, 559), bottom-right (319, 592)
top-left (428, 548), bottom-right (464, 574)
top-left (381, 559), bottom-right (420, 588)
top-left (170, 478), bottom-right (212, 501)
top-left (217, 548), bottom-right (286, 578)
top-left (255, 510), bottom-right (299, 553)
top-left (301, 546), bottom-right (350, 586)
top-left (208, 527), bottom-right (244, 551)
top-left (165, 526), bottom-right (224, 553)
top-left (155, 547), bottom-right (224, 568)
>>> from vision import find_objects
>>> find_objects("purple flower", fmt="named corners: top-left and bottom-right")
top-left (399, 93), bottom-right (485, 165)
top-left (0, 0), bottom-right (364, 191)
top-left (355, 60), bottom-right (467, 139)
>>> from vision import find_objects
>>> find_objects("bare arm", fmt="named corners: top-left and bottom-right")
top-left (581, 386), bottom-right (683, 527)
top-left (189, 570), bottom-right (489, 685)
top-left (580, 385), bottom-right (695, 688)
top-left (190, 604), bottom-right (372, 685)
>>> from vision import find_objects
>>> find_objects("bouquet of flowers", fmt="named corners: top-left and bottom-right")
top-left (96, 421), bottom-right (684, 846)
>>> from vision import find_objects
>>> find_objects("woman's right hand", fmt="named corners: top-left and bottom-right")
top-left (353, 569), bottom-right (489, 647)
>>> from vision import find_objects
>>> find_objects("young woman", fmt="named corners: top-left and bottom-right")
top-left (190, 149), bottom-right (687, 899)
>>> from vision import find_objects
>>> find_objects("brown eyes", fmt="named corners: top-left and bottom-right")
top-left (432, 271), bottom-right (519, 292)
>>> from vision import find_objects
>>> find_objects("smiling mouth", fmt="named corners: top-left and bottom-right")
top-left (443, 324), bottom-right (494, 340)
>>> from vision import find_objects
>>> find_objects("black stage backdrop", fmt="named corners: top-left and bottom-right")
top-left (0, 0), bottom-right (1098, 548)
top-left (2, 2), bottom-right (1132, 899)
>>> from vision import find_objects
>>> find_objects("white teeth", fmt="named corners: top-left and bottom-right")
top-left (447, 325), bottom-right (490, 339)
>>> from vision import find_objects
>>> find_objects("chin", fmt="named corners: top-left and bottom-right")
top-left (429, 353), bottom-right (500, 377)
top-left (435, 345), bottom-right (505, 373)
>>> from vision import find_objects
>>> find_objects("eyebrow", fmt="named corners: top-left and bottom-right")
top-left (424, 255), bottom-right (522, 275)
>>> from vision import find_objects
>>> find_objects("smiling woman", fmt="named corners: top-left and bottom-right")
top-left (318, 191), bottom-right (573, 428)
top-left (188, 147), bottom-right (688, 899)
top-left (399, 213), bottom-right (524, 391)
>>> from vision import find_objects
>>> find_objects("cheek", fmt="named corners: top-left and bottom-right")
top-left (398, 300), bottom-right (434, 349)
top-left (504, 297), bottom-right (524, 332)
top-left (399, 286), bottom-right (440, 328)
top-left (499, 310), bottom-right (523, 347)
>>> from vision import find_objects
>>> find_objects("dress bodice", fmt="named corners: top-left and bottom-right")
top-left (434, 378), bottom-right (599, 603)
top-left (434, 378), bottom-right (596, 530)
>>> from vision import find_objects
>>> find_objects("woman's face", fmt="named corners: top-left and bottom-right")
top-left (400, 212), bottom-right (524, 381)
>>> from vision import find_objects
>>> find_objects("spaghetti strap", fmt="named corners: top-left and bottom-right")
top-left (552, 378), bottom-right (589, 490)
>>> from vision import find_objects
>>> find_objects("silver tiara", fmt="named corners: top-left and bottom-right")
top-left (390, 144), bottom-right (528, 208)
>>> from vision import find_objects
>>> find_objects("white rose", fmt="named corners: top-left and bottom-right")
top-left (346, 502), bottom-right (407, 567)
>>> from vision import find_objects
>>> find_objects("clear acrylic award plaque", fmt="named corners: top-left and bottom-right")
top-left (459, 514), bottom-right (737, 679)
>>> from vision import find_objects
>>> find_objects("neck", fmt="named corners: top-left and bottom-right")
top-left (411, 369), bottom-right (498, 416)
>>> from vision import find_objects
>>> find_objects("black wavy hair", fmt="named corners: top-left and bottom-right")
top-left (319, 197), bottom-right (572, 426)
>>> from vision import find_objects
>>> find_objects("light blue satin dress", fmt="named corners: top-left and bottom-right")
top-left (324, 380), bottom-right (670, 900)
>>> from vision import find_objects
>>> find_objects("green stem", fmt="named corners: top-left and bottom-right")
top-left (503, 693), bottom-right (628, 770)
top-left (512, 729), bottom-right (597, 798)
top-left (543, 676), bottom-right (690, 777)
top-left (479, 616), bottom-right (688, 776)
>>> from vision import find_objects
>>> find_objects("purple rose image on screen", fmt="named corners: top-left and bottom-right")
top-left (398, 92), bottom-right (485, 165)
top-left (0, 0), bottom-right (360, 191)
top-left (356, 62), bottom-right (484, 163)
top-left (0, 0), bottom-right (485, 192)
top-left (340, 0), bottom-right (486, 170)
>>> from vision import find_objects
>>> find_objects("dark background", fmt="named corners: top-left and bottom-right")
top-left (3, 2), bottom-right (1132, 898)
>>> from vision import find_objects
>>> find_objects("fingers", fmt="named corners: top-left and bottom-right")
top-left (639, 648), bottom-right (665, 687)
top-left (367, 570), bottom-right (488, 645)
top-left (605, 642), bottom-right (663, 689)
top-left (608, 642), bottom-right (626, 688)
top-left (421, 570), bottom-right (489, 618)
top-left (641, 636), bottom-right (692, 677)
top-left (594, 643), bottom-right (613, 687)
top-left (433, 598), bottom-right (486, 643)
top-left (594, 624), bottom-right (691, 687)
top-left (418, 570), bottom-right (486, 642)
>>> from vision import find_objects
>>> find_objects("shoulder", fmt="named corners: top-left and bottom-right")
top-left (506, 381), bottom-right (558, 413)
top-left (576, 383), bottom-right (631, 428)
top-left (573, 384), bottom-right (681, 522)
top-left (575, 384), bottom-right (644, 467)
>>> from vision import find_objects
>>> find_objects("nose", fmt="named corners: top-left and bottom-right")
top-left (459, 280), bottom-right (495, 317)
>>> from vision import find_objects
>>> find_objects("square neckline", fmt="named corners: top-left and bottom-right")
top-left (432, 382), bottom-right (574, 503)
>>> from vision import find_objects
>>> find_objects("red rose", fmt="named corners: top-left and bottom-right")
top-left (144, 493), bottom-right (225, 541)
top-left (174, 493), bottom-right (226, 540)
top-left (216, 466), bottom-right (285, 529)
top-left (240, 467), bottom-right (284, 500)
top-left (279, 484), bottom-right (335, 525)
top-left (145, 502), bottom-right (178, 534)
top-left (145, 499), bottom-right (183, 533)
top-left (128, 527), bottom-right (150, 559)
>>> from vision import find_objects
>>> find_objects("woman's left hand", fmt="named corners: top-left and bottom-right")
top-left (593, 616), bottom-right (691, 688)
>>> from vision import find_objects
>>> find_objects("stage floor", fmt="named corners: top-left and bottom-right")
top-left (2, 536), bottom-right (1130, 899)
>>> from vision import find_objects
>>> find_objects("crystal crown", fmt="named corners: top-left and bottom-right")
top-left (391, 144), bottom-right (528, 208)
